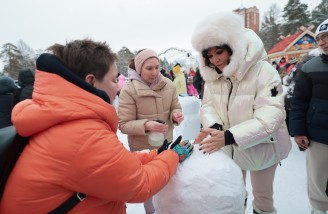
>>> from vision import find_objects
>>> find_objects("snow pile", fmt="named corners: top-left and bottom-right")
top-left (153, 144), bottom-right (246, 214)
top-left (174, 96), bottom-right (201, 141)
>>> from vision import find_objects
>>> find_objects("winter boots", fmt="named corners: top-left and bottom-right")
top-left (252, 202), bottom-right (277, 214)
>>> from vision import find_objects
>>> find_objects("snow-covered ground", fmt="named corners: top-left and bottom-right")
top-left (114, 95), bottom-right (310, 214)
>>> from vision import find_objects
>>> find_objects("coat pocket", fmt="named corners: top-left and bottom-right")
top-left (233, 141), bottom-right (277, 171)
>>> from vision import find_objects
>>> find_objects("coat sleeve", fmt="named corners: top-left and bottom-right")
top-left (132, 149), bottom-right (157, 164)
top-left (229, 63), bottom-right (286, 150)
top-left (118, 85), bottom-right (149, 135)
top-left (200, 83), bottom-right (224, 128)
top-left (289, 70), bottom-right (312, 136)
top-left (70, 131), bottom-right (179, 203)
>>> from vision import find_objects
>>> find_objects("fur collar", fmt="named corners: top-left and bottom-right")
top-left (191, 12), bottom-right (267, 82)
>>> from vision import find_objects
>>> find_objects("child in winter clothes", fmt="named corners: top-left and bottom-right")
top-left (186, 75), bottom-right (198, 97)
top-left (172, 63), bottom-right (187, 96)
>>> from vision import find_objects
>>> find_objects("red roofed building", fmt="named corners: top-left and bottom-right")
top-left (268, 27), bottom-right (317, 62)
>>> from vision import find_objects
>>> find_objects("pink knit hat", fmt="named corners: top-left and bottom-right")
top-left (135, 49), bottom-right (159, 74)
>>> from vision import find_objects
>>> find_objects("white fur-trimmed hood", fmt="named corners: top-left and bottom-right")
top-left (191, 12), bottom-right (267, 82)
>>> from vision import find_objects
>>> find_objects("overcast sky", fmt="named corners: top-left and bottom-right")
top-left (0, 0), bottom-right (323, 54)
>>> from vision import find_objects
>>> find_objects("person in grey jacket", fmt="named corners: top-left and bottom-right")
top-left (191, 12), bottom-right (291, 214)
top-left (289, 18), bottom-right (328, 214)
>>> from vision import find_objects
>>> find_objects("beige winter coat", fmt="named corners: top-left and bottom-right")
top-left (191, 13), bottom-right (291, 171)
top-left (118, 73), bottom-right (182, 150)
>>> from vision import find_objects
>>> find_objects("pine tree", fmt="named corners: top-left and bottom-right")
top-left (310, 0), bottom-right (328, 29)
top-left (16, 40), bottom-right (36, 70)
top-left (281, 0), bottom-right (310, 36)
top-left (0, 43), bottom-right (23, 79)
top-left (260, 4), bottom-right (282, 51)
top-left (117, 47), bottom-right (134, 77)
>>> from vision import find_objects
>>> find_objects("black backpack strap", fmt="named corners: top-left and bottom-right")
top-left (49, 192), bottom-right (86, 214)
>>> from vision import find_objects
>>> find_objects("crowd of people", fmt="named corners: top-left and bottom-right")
top-left (0, 13), bottom-right (327, 214)
top-left (116, 63), bottom-right (203, 100)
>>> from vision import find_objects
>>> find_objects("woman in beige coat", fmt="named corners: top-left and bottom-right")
top-left (118, 49), bottom-right (183, 214)
top-left (192, 12), bottom-right (291, 214)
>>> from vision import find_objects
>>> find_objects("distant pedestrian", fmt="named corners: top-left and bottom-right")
top-left (172, 63), bottom-right (187, 96)
top-left (278, 57), bottom-right (287, 69)
top-left (0, 76), bottom-right (18, 129)
top-left (193, 67), bottom-right (205, 99)
top-left (193, 67), bottom-right (204, 99)
top-left (186, 74), bottom-right (198, 97)
top-left (285, 57), bottom-right (298, 74)
top-left (160, 68), bottom-right (172, 80)
top-left (272, 61), bottom-right (279, 71)
top-left (116, 73), bottom-right (126, 96)
top-left (14, 68), bottom-right (34, 104)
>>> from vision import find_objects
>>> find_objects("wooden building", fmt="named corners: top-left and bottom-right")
top-left (268, 28), bottom-right (317, 63)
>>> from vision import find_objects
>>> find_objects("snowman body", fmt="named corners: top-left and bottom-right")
top-left (153, 145), bottom-right (246, 214)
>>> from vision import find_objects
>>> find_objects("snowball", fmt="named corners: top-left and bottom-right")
top-left (153, 144), bottom-right (246, 214)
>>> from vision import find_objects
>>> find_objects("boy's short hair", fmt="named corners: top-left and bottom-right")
top-left (47, 39), bottom-right (117, 81)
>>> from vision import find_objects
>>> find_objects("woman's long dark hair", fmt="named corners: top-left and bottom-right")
top-left (202, 45), bottom-right (233, 73)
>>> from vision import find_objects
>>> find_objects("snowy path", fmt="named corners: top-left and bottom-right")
top-left (118, 130), bottom-right (309, 214)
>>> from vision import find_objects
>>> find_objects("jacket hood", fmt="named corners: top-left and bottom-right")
top-left (0, 76), bottom-right (18, 94)
top-left (12, 70), bottom-right (118, 137)
top-left (191, 12), bottom-right (267, 82)
top-left (18, 68), bottom-right (35, 86)
top-left (12, 54), bottom-right (117, 136)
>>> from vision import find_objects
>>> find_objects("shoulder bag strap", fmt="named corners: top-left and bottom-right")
top-left (48, 192), bottom-right (86, 214)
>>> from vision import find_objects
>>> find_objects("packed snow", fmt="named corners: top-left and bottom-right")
top-left (153, 145), bottom-right (246, 214)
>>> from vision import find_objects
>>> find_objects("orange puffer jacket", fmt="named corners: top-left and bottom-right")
top-left (0, 70), bottom-right (178, 214)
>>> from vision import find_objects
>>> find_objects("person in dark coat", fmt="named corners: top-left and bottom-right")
top-left (289, 18), bottom-right (328, 213)
top-left (192, 67), bottom-right (204, 99)
top-left (284, 55), bottom-right (314, 134)
top-left (0, 76), bottom-right (18, 128)
top-left (160, 68), bottom-right (172, 80)
top-left (14, 68), bottom-right (35, 104)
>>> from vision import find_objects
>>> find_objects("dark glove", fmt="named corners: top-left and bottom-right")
top-left (158, 136), bottom-right (182, 154)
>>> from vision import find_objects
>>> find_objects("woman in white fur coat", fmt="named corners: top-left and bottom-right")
top-left (192, 12), bottom-right (291, 214)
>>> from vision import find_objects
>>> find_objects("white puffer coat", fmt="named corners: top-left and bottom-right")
top-left (191, 12), bottom-right (291, 170)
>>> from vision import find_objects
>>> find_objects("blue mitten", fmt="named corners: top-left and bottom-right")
top-left (171, 140), bottom-right (193, 163)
